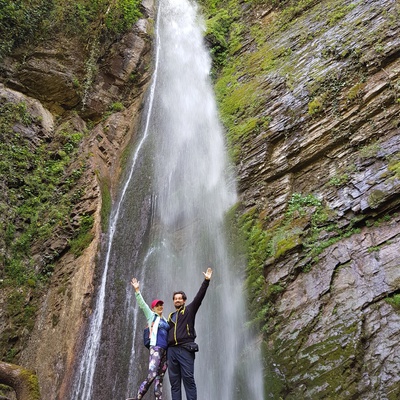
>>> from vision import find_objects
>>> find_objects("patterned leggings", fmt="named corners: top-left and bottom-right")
top-left (137, 346), bottom-right (168, 399)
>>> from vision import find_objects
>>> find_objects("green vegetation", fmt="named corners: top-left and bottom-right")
top-left (239, 208), bottom-right (270, 328)
top-left (307, 69), bottom-right (351, 115)
top-left (326, 3), bottom-right (357, 26)
top-left (0, 385), bottom-right (14, 399)
top-left (99, 175), bottom-right (112, 232)
top-left (0, 0), bottom-right (51, 59)
top-left (368, 244), bottom-right (384, 253)
top-left (0, 104), bottom-right (86, 272)
top-left (69, 214), bottom-right (95, 257)
top-left (201, 0), bottom-right (400, 396)
top-left (239, 194), bottom-right (325, 326)
top-left (0, 99), bottom-right (90, 360)
top-left (365, 214), bottom-right (392, 227)
top-left (308, 96), bottom-right (325, 115)
top-left (111, 102), bottom-right (125, 112)
top-left (385, 293), bottom-right (400, 310)
top-left (388, 155), bottom-right (400, 178)
top-left (237, 192), bottom-right (365, 330)
top-left (204, 8), bottom-right (235, 69)
top-left (286, 193), bottom-right (322, 217)
top-left (202, 0), bottom-right (364, 161)
top-left (368, 189), bottom-right (386, 209)
top-left (328, 173), bottom-right (349, 186)
top-left (215, 67), bottom-right (265, 160)
top-left (0, 0), bottom-right (143, 360)
top-left (0, 0), bottom-right (142, 60)
top-left (104, 0), bottom-right (142, 34)
top-left (359, 142), bottom-right (380, 159)
top-left (347, 82), bottom-right (365, 102)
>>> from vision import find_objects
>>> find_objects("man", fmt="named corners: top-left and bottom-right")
top-left (167, 267), bottom-right (213, 400)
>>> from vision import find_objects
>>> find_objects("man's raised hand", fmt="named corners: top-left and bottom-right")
top-left (203, 267), bottom-right (213, 281)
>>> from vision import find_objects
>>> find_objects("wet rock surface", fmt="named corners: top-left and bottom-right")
top-left (1, 0), bottom-right (399, 398)
top-left (0, 4), bottom-right (154, 398)
top-left (232, 0), bottom-right (400, 397)
top-left (270, 220), bottom-right (400, 399)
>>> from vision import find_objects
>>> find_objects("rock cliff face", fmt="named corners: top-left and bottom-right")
top-left (1, 0), bottom-right (399, 399)
top-left (0, 1), bottom-right (154, 398)
top-left (213, 0), bottom-right (400, 398)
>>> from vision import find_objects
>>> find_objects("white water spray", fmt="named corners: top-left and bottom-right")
top-left (71, 0), bottom-right (264, 398)
top-left (70, 8), bottom-right (163, 400)
top-left (139, 0), bottom-right (265, 398)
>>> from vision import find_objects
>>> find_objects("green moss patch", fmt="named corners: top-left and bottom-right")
top-left (0, 99), bottom-right (90, 361)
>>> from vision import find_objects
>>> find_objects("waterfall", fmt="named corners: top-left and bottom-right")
top-left (70, 0), bottom-right (264, 399)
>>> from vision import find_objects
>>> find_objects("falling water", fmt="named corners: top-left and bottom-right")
top-left (70, 0), bottom-right (264, 399)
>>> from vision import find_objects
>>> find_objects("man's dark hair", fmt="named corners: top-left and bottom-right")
top-left (173, 291), bottom-right (187, 301)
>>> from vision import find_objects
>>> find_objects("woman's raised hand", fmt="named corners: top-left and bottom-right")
top-left (131, 277), bottom-right (140, 292)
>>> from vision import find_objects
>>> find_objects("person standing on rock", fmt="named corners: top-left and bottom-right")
top-left (126, 278), bottom-right (170, 400)
top-left (167, 267), bottom-right (213, 400)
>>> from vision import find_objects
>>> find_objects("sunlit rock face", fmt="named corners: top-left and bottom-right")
top-left (228, 0), bottom-right (400, 398)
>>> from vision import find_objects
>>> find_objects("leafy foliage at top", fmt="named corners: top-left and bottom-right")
top-left (0, 0), bottom-right (142, 60)
top-left (0, 0), bottom-right (51, 59)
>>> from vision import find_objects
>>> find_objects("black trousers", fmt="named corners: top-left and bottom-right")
top-left (167, 345), bottom-right (197, 400)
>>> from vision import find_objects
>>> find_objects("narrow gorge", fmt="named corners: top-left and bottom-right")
top-left (1, 0), bottom-right (399, 399)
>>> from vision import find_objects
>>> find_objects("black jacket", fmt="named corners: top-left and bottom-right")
top-left (167, 279), bottom-right (210, 346)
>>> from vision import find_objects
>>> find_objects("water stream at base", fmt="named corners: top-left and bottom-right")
top-left (70, 0), bottom-right (264, 399)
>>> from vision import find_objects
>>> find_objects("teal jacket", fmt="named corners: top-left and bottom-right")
top-left (135, 291), bottom-right (169, 348)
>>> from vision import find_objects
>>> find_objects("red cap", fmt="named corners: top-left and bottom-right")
top-left (151, 299), bottom-right (164, 309)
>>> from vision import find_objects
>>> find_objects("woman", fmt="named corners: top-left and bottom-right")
top-left (127, 278), bottom-right (170, 400)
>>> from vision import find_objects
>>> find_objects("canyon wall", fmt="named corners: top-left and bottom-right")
top-left (212, 0), bottom-right (400, 398)
top-left (1, 0), bottom-right (399, 399)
